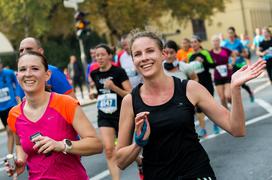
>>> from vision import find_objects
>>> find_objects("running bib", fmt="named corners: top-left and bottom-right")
top-left (189, 61), bottom-right (205, 74)
top-left (0, 87), bottom-right (11, 103)
top-left (216, 65), bottom-right (228, 77)
top-left (97, 93), bottom-right (117, 114)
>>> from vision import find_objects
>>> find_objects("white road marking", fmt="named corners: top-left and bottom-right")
top-left (253, 82), bottom-right (270, 93)
top-left (201, 113), bottom-right (272, 142)
top-left (89, 170), bottom-right (110, 180)
top-left (255, 98), bottom-right (272, 114)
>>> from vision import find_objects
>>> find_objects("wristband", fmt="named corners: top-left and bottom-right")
top-left (134, 120), bottom-right (148, 147)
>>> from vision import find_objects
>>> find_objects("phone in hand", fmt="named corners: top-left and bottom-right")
top-left (30, 132), bottom-right (52, 157)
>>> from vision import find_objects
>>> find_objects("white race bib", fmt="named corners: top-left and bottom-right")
top-left (216, 65), bottom-right (228, 77)
top-left (0, 87), bottom-right (11, 103)
top-left (97, 93), bottom-right (117, 114)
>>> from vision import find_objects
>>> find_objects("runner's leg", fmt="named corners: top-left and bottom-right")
top-left (215, 84), bottom-right (227, 108)
top-left (100, 127), bottom-right (120, 180)
top-left (224, 83), bottom-right (231, 105)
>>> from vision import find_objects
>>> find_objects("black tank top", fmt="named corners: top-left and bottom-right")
top-left (132, 77), bottom-right (215, 180)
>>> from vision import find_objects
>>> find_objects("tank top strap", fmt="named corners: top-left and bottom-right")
top-left (131, 83), bottom-right (143, 116)
top-left (173, 77), bottom-right (194, 108)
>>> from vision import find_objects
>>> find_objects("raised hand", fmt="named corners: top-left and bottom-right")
top-left (231, 59), bottom-right (266, 88)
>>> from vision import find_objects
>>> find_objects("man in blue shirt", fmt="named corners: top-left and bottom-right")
top-left (18, 37), bottom-right (76, 98)
top-left (0, 59), bottom-right (21, 154)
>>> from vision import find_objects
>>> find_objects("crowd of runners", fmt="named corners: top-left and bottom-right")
top-left (0, 25), bottom-right (270, 179)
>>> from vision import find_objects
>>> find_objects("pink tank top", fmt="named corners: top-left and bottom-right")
top-left (8, 93), bottom-right (88, 180)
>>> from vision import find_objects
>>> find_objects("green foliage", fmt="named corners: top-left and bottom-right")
top-left (42, 31), bottom-right (106, 70)
top-left (164, 0), bottom-right (227, 21)
top-left (0, 0), bottom-right (74, 46)
top-left (83, 0), bottom-right (165, 43)
top-left (0, 0), bottom-right (227, 69)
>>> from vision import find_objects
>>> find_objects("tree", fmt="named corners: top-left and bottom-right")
top-left (0, 0), bottom-right (74, 46)
top-left (163, 0), bottom-right (229, 40)
top-left (82, 0), bottom-right (165, 44)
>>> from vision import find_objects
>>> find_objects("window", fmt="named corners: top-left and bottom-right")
top-left (191, 19), bottom-right (207, 41)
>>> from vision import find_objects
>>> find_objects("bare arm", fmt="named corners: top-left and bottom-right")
top-left (187, 59), bottom-right (266, 136)
top-left (116, 94), bottom-right (150, 170)
top-left (69, 106), bottom-right (103, 155)
top-left (12, 134), bottom-right (27, 176)
top-left (33, 106), bottom-right (103, 156)
top-left (104, 79), bottom-right (132, 97)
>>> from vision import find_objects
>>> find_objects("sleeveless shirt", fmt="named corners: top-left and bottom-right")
top-left (131, 77), bottom-right (215, 179)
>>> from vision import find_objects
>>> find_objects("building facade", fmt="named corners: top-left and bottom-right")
top-left (162, 0), bottom-right (272, 48)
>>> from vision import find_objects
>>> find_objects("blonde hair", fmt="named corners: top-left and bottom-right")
top-left (211, 34), bottom-right (220, 42)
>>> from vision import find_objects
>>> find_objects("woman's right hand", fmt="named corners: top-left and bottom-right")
top-left (5, 159), bottom-right (25, 177)
top-left (134, 112), bottom-right (151, 145)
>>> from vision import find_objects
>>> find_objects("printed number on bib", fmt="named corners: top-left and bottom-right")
top-left (97, 93), bottom-right (117, 114)
top-left (216, 65), bottom-right (228, 77)
top-left (0, 87), bottom-right (11, 103)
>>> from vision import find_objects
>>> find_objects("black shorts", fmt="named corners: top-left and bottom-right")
top-left (177, 162), bottom-right (216, 180)
top-left (98, 118), bottom-right (119, 136)
top-left (0, 107), bottom-right (12, 127)
top-left (214, 78), bottom-right (231, 86)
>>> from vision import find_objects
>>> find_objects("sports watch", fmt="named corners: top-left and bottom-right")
top-left (63, 139), bottom-right (72, 154)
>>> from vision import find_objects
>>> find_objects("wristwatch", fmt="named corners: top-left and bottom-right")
top-left (63, 139), bottom-right (72, 154)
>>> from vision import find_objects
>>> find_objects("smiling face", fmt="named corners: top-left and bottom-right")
top-left (131, 37), bottom-right (164, 79)
top-left (17, 54), bottom-right (50, 94)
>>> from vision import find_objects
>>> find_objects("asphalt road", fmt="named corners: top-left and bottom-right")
top-left (0, 76), bottom-right (272, 180)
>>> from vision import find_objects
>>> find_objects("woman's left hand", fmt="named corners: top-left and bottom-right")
top-left (231, 58), bottom-right (266, 88)
top-left (32, 136), bottom-right (65, 154)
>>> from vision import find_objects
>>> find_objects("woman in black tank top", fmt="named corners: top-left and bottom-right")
top-left (116, 30), bottom-right (266, 180)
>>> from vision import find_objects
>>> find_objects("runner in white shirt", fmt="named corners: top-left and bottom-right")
top-left (117, 34), bottom-right (142, 88)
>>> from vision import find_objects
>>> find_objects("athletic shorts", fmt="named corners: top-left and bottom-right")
top-left (214, 78), bottom-right (231, 86)
top-left (177, 176), bottom-right (216, 180)
top-left (177, 162), bottom-right (216, 180)
top-left (0, 107), bottom-right (12, 127)
top-left (98, 118), bottom-right (119, 136)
